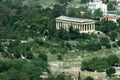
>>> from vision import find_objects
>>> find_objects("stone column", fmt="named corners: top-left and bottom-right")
top-left (85, 24), bottom-right (86, 31)
top-left (80, 25), bottom-right (82, 31)
top-left (56, 21), bottom-right (59, 29)
top-left (57, 22), bottom-right (58, 28)
top-left (89, 24), bottom-right (91, 31)
top-left (92, 24), bottom-right (93, 31)
top-left (77, 24), bottom-right (79, 29)
top-left (82, 24), bottom-right (84, 31)
top-left (59, 22), bottom-right (61, 28)
top-left (60, 22), bottom-right (61, 28)
top-left (79, 24), bottom-right (80, 30)
top-left (74, 24), bottom-right (76, 29)
top-left (82, 24), bottom-right (83, 31)
top-left (88, 24), bottom-right (90, 31)
top-left (72, 24), bottom-right (74, 28)
top-left (87, 24), bottom-right (88, 31)
top-left (93, 23), bottom-right (95, 30)
top-left (83, 24), bottom-right (85, 31)
top-left (76, 24), bottom-right (78, 29)
top-left (74, 24), bottom-right (78, 29)
top-left (64, 22), bottom-right (66, 29)
top-left (86, 24), bottom-right (87, 31)
top-left (92, 24), bottom-right (94, 31)
top-left (90, 24), bottom-right (92, 30)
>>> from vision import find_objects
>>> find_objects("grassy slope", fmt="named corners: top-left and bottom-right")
top-left (48, 47), bottom-right (120, 62)
top-left (34, 0), bottom-right (56, 6)
top-left (24, 0), bottom-right (83, 7)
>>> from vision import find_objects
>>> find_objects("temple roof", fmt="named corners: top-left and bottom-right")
top-left (56, 16), bottom-right (95, 23)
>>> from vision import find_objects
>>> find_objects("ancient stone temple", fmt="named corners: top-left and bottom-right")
top-left (56, 16), bottom-right (96, 33)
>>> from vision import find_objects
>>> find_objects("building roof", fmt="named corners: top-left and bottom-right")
top-left (56, 16), bottom-right (95, 23)
top-left (102, 15), bottom-right (117, 19)
top-left (117, 1), bottom-right (120, 6)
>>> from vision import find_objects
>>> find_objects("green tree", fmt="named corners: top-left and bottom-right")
top-left (117, 18), bottom-right (120, 26)
top-left (109, 32), bottom-right (117, 41)
top-left (85, 76), bottom-right (94, 80)
top-left (32, 58), bottom-right (50, 73)
top-left (57, 28), bottom-right (69, 40)
top-left (52, 4), bottom-right (66, 17)
top-left (0, 60), bottom-right (8, 72)
top-left (26, 51), bottom-right (33, 59)
top-left (55, 73), bottom-right (65, 80)
top-left (81, 0), bottom-right (90, 4)
top-left (100, 37), bottom-right (110, 46)
top-left (0, 3), bottom-right (10, 26)
top-left (107, 55), bottom-right (119, 66)
top-left (8, 59), bottom-right (26, 70)
top-left (98, 20), bottom-right (116, 33)
top-left (93, 9), bottom-right (103, 18)
top-left (22, 63), bottom-right (40, 80)
top-left (38, 53), bottom-right (48, 62)
top-left (82, 10), bottom-right (92, 19)
top-left (81, 57), bottom-right (109, 72)
top-left (117, 40), bottom-right (120, 46)
top-left (57, 54), bottom-right (63, 61)
top-left (107, 2), bottom-right (115, 11)
top-left (0, 43), bottom-right (4, 52)
top-left (66, 75), bottom-right (73, 80)
top-left (0, 68), bottom-right (29, 80)
top-left (56, 0), bottom-right (73, 4)
top-left (106, 67), bottom-right (116, 77)
top-left (66, 7), bottom-right (81, 18)
top-left (85, 42), bottom-right (101, 51)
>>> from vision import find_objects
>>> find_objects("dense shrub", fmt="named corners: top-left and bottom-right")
top-left (81, 57), bottom-right (109, 72)
top-left (106, 67), bottom-right (116, 77)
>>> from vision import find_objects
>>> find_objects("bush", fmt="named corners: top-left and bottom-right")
top-left (57, 54), bottom-right (63, 61)
top-left (100, 37), bottom-right (110, 46)
top-left (0, 60), bottom-right (8, 72)
top-left (107, 55), bottom-right (119, 66)
top-left (38, 53), bottom-right (48, 62)
top-left (26, 52), bottom-right (33, 59)
top-left (105, 43), bottom-right (111, 49)
top-left (85, 76), bottom-right (94, 80)
top-left (1, 52), bottom-right (8, 57)
top-left (106, 67), bottom-right (116, 77)
top-left (117, 40), bottom-right (120, 46)
top-left (81, 57), bottom-right (109, 72)
top-left (109, 32), bottom-right (117, 41)
top-left (85, 42), bottom-right (101, 51)
top-left (112, 43), bottom-right (117, 47)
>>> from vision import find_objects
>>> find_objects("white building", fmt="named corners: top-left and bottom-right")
top-left (101, 15), bottom-right (118, 23)
top-left (56, 16), bottom-right (96, 33)
top-left (116, 1), bottom-right (120, 11)
top-left (109, 0), bottom-right (120, 2)
top-left (88, 0), bottom-right (107, 14)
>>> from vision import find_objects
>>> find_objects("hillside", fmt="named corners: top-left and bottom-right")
top-left (0, 0), bottom-right (120, 80)
top-left (23, 0), bottom-right (82, 7)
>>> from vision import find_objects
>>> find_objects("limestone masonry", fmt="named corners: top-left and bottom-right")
top-left (56, 16), bottom-right (95, 33)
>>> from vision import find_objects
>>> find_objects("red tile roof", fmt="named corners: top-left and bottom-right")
top-left (102, 15), bottom-right (117, 19)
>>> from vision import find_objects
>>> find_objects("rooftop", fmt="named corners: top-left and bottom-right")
top-left (102, 15), bottom-right (117, 19)
top-left (56, 16), bottom-right (95, 23)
